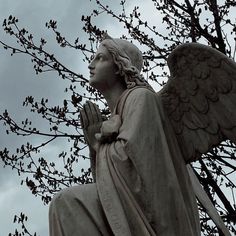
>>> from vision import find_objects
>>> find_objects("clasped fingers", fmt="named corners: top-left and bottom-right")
top-left (80, 101), bottom-right (102, 128)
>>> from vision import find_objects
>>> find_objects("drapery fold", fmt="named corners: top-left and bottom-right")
top-left (96, 87), bottom-right (201, 235)
top-left (49, 86), bottom-right (201, 236)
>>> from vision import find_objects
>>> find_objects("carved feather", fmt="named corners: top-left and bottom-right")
top-left (160, 43), bottom-right (236, 162)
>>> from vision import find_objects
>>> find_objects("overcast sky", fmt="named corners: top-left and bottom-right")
top-left (1, 1), bottom-right (235, 236)
top-left (0, 1), bottom-right (159, 235)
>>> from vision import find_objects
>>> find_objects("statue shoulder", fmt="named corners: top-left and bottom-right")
top-left (117, 86), bottom-right (157, 116)
top-left (127, 86), bottom-right (156, 101)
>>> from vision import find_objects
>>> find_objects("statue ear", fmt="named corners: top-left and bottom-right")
top-left (114, 64), bottom-right (121, 76)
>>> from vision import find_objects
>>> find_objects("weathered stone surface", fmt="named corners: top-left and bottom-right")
top-left (49, 36), bottom-right (234, 236)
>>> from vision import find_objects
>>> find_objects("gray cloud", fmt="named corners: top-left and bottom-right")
top-left (1, 1), bottom-right (235, 235)
top-left (0, 0), bottom-right (146, 235)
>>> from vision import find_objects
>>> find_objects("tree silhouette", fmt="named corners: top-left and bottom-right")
top-left (0, 0), bottom-right (236, 235)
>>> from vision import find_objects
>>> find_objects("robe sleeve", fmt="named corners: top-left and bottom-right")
top-left (96, 87), bottom-right (161, 235)
top-left (96, 87), bottom-right (201, 236)
top-left (99, 87), bottom-right (161, 182)
top-left (118, 87), bottom-right (161, 161)
top-left (97, 87), bottom-right (165, 212)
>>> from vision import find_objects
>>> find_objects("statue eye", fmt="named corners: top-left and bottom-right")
top-left (97, 54), bottom-right (103, 60)
top-left (89, 55), bottom-right (95, 63)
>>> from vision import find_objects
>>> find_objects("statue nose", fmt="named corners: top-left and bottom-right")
top-left (88, 59), bottom-right (95, 70)
top-left (88, 63), bottom-right (93, 70)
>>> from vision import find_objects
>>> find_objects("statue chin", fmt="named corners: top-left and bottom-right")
top-left (88, 77), bottom-right (108, 93)
top-left (88, 77), bottom-right (97, 88)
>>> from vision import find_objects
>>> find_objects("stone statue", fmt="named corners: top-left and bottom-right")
top-left (49, 34), bottom-right (235, 235)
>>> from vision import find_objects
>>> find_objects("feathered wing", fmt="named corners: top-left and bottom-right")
top-left (159, 43), bottom-right (236, 163)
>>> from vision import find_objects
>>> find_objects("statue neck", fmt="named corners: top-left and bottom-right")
top-left (100, 83), bottom-right (126, 113)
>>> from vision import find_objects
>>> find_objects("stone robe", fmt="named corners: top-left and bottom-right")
top-left (49, 86), bottom-right (201, 236)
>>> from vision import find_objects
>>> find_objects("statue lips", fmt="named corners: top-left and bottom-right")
top-left (89, 71), bottom-right (95, 78)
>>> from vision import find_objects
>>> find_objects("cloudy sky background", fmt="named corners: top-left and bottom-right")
top-left (0, 1), bottom-right (235, 236)
top-left (0, 1), bottom-right (161, 235)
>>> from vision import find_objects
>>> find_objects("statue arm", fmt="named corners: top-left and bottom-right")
top-left (97, 87), bottom-right (160, 174)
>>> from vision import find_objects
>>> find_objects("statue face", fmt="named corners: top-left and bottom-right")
top-left (88, 45), bottom-right (118, 91)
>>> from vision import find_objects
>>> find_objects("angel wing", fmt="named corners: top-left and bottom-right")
top-left (159, 43), bottom-right (236, 163)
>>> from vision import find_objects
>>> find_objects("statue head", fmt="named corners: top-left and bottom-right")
top-left (99, 34), bottom-right (147, 88)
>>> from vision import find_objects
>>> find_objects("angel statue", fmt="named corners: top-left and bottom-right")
top-left (48, 34), bottom-right (235, 236)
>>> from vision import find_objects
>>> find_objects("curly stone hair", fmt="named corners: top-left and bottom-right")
top-left (101, 34), bottom-right (150, 89)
